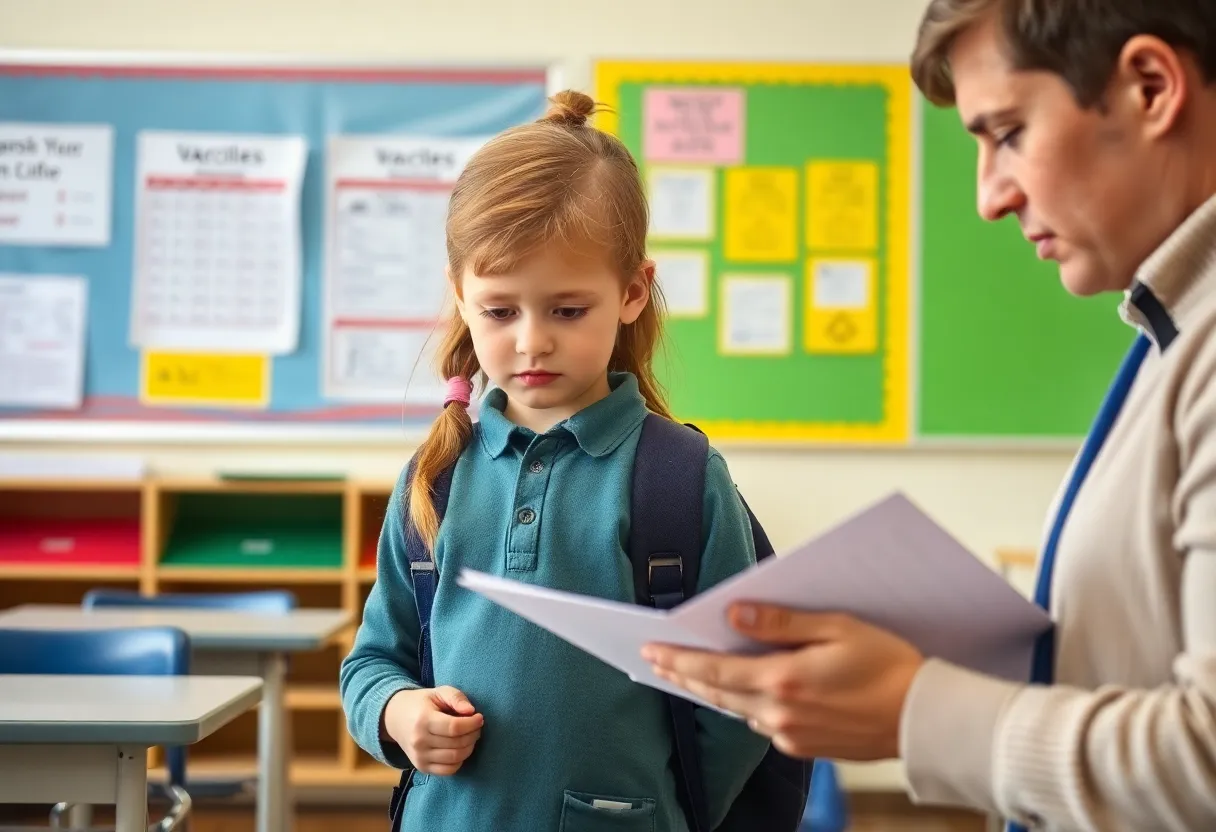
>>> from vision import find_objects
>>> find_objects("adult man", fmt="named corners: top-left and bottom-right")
top-left (643, 2), bottom-right (1216, 829)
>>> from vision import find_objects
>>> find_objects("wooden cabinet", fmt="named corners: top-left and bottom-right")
top-left (0, 474), bottom-right (398, 790)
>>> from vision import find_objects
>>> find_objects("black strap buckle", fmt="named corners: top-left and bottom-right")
top-left (648, 555), bottom-right (682, 583)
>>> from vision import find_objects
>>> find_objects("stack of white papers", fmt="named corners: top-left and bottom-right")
top-left (457, 493), bottom-right (1051, 712)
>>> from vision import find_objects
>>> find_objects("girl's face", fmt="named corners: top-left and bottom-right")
top-left (455, 245), bottom-right (651, 434)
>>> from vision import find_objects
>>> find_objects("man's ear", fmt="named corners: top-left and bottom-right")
top-left (1113, 34), bottom-right (1189, 139)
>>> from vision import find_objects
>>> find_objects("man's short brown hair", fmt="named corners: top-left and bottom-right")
top-left (911, 0), bottom-right (1216, 108)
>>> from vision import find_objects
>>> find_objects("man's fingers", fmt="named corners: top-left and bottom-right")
top-left (728, 605), bottom-right (850, 646)
top-left (653, 667), bottom-right (766, 722)
top-left (643, 645), bottom-right (766, 695)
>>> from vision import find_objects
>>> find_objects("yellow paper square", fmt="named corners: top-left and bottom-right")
top-left (807, 161), bottom-right (878, 251)
top-left (141, 352), bottom-right (270, 409)
top-left (724, 167), bottom-right (798, 262)
top-left (805, 258), bottom-right (878, 354)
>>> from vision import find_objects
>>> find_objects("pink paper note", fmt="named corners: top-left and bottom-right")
top-left (643, 87), bottom-right (745, 164)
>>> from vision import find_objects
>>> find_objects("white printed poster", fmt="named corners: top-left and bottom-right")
top-left (0, 123), bottom-right (113, 247)
top-left (129, 131), bottom-right (307, 354)
top-left (0, 274), bottom-right (87, 409)
top-left (648, 166), bottom-right (715, 240)
top-left (720, 275), bottom-right (791, 355)
top-left (652, 250), bottom-right (709, 317)
top-left (322, 135), bottom-right (486, 402)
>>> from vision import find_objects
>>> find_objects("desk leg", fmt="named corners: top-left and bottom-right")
top-left (257, 652), bottom-right (292, 832)
top-left (68, 803), bottom-right (93, 829)
top-left (114, 746), bottom-right (148, 832)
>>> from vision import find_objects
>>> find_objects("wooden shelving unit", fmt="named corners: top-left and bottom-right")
top-left (0, 474), bottom-right (399, 792)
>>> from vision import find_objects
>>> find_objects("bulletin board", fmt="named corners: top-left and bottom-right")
top-left (918, 102), bottom-right (1135, 440)
top-left (0, 51), bottom-right (555, 441)
top-left (595, 60), bottom-right (911, 444)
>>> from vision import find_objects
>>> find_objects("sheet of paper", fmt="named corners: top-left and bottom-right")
top-left (652, 250), bottom-right (709, 318)
top-left (322, 136), bottom-right (484, 402)
top-left (0, 274), bottom-right (87, 409)
top-left (129, 131), bottom-right (307, 354)
top-left (643, 87), bottom-right (745, 165)
top-left (0, 123), bottom-right (113, 247)
top-left (457, 493), bottom-right (1053, 712)
top-left (456, 570), bottom-right (737, 715)
top-left (720, 275), bottom-right (790, 355)
top-left (805, 258), bottom-right (878, 354)
top-left (140, 351), bottom-right (270, 409)
top-left (806, 161), bottom-right (879, 251)
top-left (724, 167), bottom-right (798, 262)
top-left (648, 167), bottom-right (715, 240)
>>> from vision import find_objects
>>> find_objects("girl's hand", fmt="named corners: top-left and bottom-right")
top-left (383, 686), bottom-right (484, 775)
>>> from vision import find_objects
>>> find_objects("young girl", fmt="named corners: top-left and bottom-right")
top-left (339, 90), bottom-right (769, 832)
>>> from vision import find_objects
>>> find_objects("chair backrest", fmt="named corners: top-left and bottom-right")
top-left (0, 625), bottom-right (190, 677)
top-left (0, 625), bottom-right (192, 790)
top-left (83, 589), bottom-right (297, 615)
top-left (79, 588), bottom-right (294, 790)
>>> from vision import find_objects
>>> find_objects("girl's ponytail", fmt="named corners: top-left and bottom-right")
top-left (409, 317), bottom-right (480, 553)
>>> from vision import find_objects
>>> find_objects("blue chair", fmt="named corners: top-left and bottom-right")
top-left (801, 760), bottom-right (850, 832)
top-left (83, 589), bottom-right (297, 798)
top-left (0, 626), bottom-right (194, 831)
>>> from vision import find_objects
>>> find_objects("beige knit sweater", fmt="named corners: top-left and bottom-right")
top-left (900, 195), bottom-right (1216, 831)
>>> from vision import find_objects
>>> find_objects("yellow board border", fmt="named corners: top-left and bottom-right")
top-left (595, 60), bottom-right (911, 445)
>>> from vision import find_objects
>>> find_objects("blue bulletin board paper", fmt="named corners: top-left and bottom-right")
top-left (0, 51), bottom-right (556, 443)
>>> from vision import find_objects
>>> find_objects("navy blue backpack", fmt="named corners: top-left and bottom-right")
top-left (389, 414), bottom-right (812, 831)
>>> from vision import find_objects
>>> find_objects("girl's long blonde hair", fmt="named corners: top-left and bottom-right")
top-left (409, 89), bottom-right (673, 552)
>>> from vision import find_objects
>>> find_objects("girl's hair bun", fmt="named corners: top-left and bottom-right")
top-left (541, 89), bottom-right (599, 128)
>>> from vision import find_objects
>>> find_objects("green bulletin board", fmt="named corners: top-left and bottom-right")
top-left (596, 61), bottom-right (911, 444)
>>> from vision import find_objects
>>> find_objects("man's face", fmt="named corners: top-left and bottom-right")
top-left (950, 16), bottom-right (1177, 296)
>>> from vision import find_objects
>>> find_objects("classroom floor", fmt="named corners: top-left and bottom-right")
top-left (0, 797), bottom-right (989, 831)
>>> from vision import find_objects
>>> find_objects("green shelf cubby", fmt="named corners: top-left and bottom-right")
top-left (161, 492), bottom-right (344, 570)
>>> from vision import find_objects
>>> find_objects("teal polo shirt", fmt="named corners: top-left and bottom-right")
top-left (340, 373), bottom-right (769, 831)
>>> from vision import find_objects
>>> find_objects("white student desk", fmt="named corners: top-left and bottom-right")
top-left (0, 605), bottom-right (351, 832)
top-left (0, 674), bottom-right (262, 832)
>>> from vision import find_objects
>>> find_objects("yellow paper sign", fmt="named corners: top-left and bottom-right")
top-left (141, 352), bottom-right (270, 408)
top-left (724, 167), bottom-right (798, 262)
top-left (807, 161), bottom-right (878, 251)
top-left (805, 258), bottom-right (878, 354)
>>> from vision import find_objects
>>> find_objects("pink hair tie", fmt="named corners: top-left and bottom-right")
top-left (444, 376), bottom-right (472, 408)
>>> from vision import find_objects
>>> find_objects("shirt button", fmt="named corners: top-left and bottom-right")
top-left (517, 508), bottom-right (536, 525)
top-left (529, 460), bottom-right (544, 474)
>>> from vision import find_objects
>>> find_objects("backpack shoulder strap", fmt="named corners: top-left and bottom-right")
top-left (630, 413), bottom-right (711, 832)
top-left (402, 452), bottom-right (455, 688)
top-left (630, 414), bottom-right (708, 605)
top-left (390, 451), bottom-right (455, 830)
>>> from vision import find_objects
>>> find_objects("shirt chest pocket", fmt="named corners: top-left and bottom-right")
top-left (560, 791), bottom-right (657, 832)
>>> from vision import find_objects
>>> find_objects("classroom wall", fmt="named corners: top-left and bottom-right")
top-left (0, 0), bottom-right (1076, 792)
